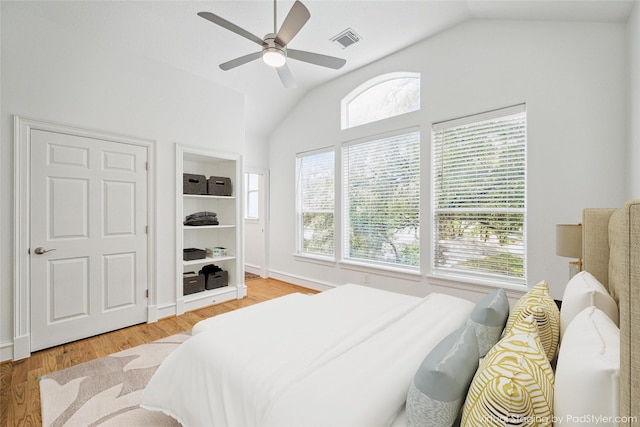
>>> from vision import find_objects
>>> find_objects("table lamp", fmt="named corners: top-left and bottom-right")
top-left (556, 223), bottom-right (582, 278)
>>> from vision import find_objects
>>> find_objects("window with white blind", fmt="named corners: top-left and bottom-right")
top-left (296, 148), bottom-right (335, 257)
top-left (432, 105), bottom-right (526, 283)
top-left (343, 130), bottom-right (420, 267)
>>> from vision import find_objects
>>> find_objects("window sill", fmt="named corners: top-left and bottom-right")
top-left (338, 260), bottom-right (422, 282)
top-left (293, 253), bottom-right (336, 267)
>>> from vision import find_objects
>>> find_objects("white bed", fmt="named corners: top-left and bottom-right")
top-left (141, 284), bottom-right (474, 426)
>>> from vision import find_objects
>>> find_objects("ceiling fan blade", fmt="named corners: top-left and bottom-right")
top-left (287, 49), bottom-right (346, 70)
top-left (198, 11), bottom-right (264, 46)
top-left (277, 64), bottom-right (297, 89)
top-left (220, 51), bottom-right (262, 71)
top-left (275, 1), bottom-right (310, 46)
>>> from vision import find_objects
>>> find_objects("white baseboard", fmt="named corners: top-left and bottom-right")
top-left (147, 304), bottom-right (158, 323)
top-left (244, 263), bottom-right (262, 275)
top-left (157, 302), bottom-right (177, 320)
top-left (245, 264), bottom-right (269, 278)
top-left (268, 269), bottom-right (336, 293)
top-left (0, 340), bottom-right (13, 362)
top-left (12, 334), bottom-right (30, 361)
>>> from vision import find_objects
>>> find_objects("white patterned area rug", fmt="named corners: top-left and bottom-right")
top-left (39, 333), bottom-right (190, 426)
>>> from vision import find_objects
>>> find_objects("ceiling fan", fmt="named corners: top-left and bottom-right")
top-left (198, 0), bottom-right (346, 89)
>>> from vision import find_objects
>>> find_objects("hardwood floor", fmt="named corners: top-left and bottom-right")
top-left (0, 278), bottom-right (317, 427)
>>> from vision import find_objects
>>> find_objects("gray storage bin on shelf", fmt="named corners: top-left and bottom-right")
top-left (205, 270), bottom-right (229, 290)
top-left (183, 272), bottom-right (205, 295)
top-left (183, 173), bottom-right (207, 195)
top-left (207, 176), bottom-right (232, 196)
top-left (183, 248), bottom-right (206, 261)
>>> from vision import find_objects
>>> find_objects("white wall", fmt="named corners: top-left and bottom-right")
top-left (245, 133), bottom-right (270, 171)
top-left (629, 3), bottom-right (640, 199)
top-left (0, 3), bottom-right (245, 360)
top-left (269, 20), bottom-right (628, 301)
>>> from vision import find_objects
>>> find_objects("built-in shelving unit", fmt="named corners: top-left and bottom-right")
top-left (175, 144), bottom-right (246, 315)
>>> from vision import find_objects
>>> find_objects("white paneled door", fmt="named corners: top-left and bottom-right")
top-left (29, 129), bottom-right (149, 351)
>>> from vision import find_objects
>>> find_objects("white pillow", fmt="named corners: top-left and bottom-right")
top-left (554, 306), bottom-right (620, 426)
top-left (560, 271), bottom-right (618, 337)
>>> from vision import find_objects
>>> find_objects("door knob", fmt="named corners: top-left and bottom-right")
top-left (34, 247), bottom-right (56, 255)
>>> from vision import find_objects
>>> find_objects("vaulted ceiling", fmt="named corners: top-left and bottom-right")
top-left (25, 0), bottom-right (636, 137)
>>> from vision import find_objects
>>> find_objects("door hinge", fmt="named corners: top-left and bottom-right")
top-left (146, 289), bottom-right (149, 298)
top-left (145, 225), bottom-right (148, 234)
top-left (145, 162), bottom-right (149, 171)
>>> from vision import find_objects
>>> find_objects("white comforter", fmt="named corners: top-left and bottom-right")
top-left (141, 284), bottom-right (473, 427)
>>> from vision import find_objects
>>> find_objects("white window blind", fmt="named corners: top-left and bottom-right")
top-left (343, 130), bottom-right (420, 267)
top-left (296, 149), bottom-right (335, 256)
top-left (432, 105), bottom-right (526, 283)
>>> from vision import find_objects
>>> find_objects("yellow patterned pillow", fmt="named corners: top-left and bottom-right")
top-left (462, 315), bottom-right (554, 427)
top-left (503, 280), bottom-right (560, 361)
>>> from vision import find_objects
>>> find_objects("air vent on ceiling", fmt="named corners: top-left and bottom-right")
top-left (331, 28), bottom-right (361, 50)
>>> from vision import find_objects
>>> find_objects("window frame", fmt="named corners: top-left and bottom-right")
top-left (431, 104), bottom-right (527, 286)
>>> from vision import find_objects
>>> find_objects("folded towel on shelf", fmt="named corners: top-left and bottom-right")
top-left (185, 211), bottom-right (217, 220)
top-left (184, 211), bottom-right (219, 226)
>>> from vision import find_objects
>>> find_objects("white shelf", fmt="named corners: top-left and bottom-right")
top-left (184, 194), bottom-right (236, 200)
top-left (183, 255), bottom-right (236, 267)
top-left (183, 224), bottom-right (235, 230)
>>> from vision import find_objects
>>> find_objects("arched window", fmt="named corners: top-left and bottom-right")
top-left (341, 72), bottom-right (420, 129)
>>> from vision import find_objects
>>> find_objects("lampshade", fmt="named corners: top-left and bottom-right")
top-left (262, 48), bottom-right (286, 67)
top-left (556, 224), bottom-right (582, 258)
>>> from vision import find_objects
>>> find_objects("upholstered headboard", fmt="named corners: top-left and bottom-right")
top-left (583, 200), bottom-right (639, 426)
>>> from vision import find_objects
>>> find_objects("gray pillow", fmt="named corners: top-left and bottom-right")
top-left (406, 325), bottom-right (479, 427)
top-left (467, 288), bottom-right (509, 356)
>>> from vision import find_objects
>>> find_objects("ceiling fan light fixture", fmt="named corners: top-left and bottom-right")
top-left (263, 47), bottom-right (286, 67)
